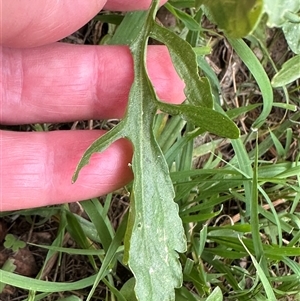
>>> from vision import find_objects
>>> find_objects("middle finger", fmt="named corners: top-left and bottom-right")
top-left (1, 43), bottom-right (185, 125)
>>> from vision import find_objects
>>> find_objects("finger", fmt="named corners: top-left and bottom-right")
top-left (0, 130), bottom-right (133, 211)
top-left (1, 44), bottom-right (185, 125)
top-left (1, 0), bottom-right (106, 48)
top-left (1, 0), bottom-right (167, 48)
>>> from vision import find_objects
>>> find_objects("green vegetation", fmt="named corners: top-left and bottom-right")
top-left (3, 234), bottom-right (26, 252)
top-left (1, 0), bottom-right (300, 300)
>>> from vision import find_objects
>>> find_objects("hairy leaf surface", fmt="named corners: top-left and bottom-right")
top-left (282, 22), bottom-right (300, 54)
top-left (73, 1), bottom-right (239, 300)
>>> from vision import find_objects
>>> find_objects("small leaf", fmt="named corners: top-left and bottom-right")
top-left (271, 55), bottom-right (300, 87)
top-left (11, 240), bottom-right (26, 252)
top-left (269, 130), bottom-right (285, 157)
top-left (282, 22), bottom-right (300, 54)
top-left (120, 278), bottom-right (138, 301)
top-left (3, 234), bottom-right (26, 252)
top-left (193, 46), bottom-right (212, 56)
top-left (3, 234), bottom-right (15, 249)
top-left (202, 0), bottom-right (263, 38)
top-left (206, 286), bottom-right (223, 301)
top-left (264, 0), bottom-right (300, 27)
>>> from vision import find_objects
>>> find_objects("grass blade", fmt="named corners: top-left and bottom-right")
top-left (227, 38), bottom-right (273, 129)
top-left (239, 237), bottom-right (277, 301)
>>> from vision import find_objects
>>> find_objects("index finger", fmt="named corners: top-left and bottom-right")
top-left (0, 0), bottom-right (167, 48)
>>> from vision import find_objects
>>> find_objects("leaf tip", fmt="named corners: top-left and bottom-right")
top-left (72, 163), bottom-right (86, 183)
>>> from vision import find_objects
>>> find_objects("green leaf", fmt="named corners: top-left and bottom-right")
top-left (57, 296), bottom-right (82, 301)
top-left (264, 0), bottom-right (300, 27)
top-left (150, 23), bottom-right (213, 108)
top-left (120, 278), bottom-right (138, 301)
top-left (251, 135), bottom-right (269, 274)
top-left (283, 22), bottom-right (300, 54)
top-left (126, 51), bottom-right (187, 301)
top-left (272, 55), bottom-right (300, 87)
top-left (169, 0), bottom-right (197, 9)
top-left (74, 2), bottom-right (186, 300)
top-left (193, 46), bottom-right (212, 56)
top-left (206, 286), bottom-right (223, 301)
top-left (202, 0), bottom-right (263, 38)
top-left (175, 286), bottom-right (199, 301)
top-left (164, 2), bottom-right (200, 31)
top-left (65, 211), bottom-right (97, 271)
top-left (0, 259), bottom-right (16, 293)
top-left (93, 14), bottom-right (124, 26)
top-left (4, 234), bottom-right (26, 252)
top-left (269, 130), bottom-right (285, 157)
top-left (72, 123), bottom-right (125, 183)
top-left (72, 1), bottom-right (244, 300)
top-left (85, 215), bottom-right (128, 301)
top-left (227, 38), bottom-right (273, 129)
top-left (156, 102), bottom-right (240, 139)
top-left (263, 0), bottom-right (300, 53)
top-left (0, 270), bottom-right (98, 292)
top-left (239, 238), bottom-right (277, 301)
top-left (28, 243), bottom-right (109, 256)
top-left (181, 207), bottom-right (223, 223)
top-left (196, 55), bottom-right (221, 101)
top-left (81, 200), bottom-right (113, 252)
top-left (3, 234), bottom-right (14, 249)
top-left (110, 11), bottom-right (148, 45)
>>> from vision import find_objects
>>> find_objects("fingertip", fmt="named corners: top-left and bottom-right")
top-left (1, 0), bottom-right (106, 47)
top-left (0, 130), bottom-right (133, 210)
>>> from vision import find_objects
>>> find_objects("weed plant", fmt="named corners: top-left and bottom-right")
top-left (1, 0), bottom-right (300, 300)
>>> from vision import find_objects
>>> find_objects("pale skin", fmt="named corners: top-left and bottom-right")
top-left (0, 0), bottom-right (185, 211)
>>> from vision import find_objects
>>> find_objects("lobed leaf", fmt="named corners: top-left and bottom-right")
top-left (73, 1), bottom-right (241, 300)
top-left (125, 41), bottom-right (187, 301)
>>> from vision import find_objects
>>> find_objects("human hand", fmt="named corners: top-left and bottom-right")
top-left (0, 0), bottom-right (185, 211)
